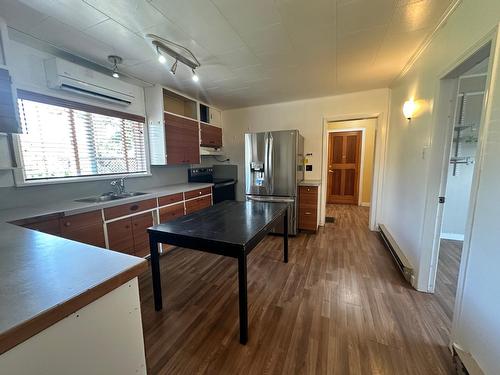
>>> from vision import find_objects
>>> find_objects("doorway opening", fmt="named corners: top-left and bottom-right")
top-left (431, 49), bottom-right (491, 323)
top-left (325, 119), bottom-right (377, 223)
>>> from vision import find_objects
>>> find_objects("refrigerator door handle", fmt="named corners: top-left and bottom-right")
top-left (268, 133), bottom-right (274, 194)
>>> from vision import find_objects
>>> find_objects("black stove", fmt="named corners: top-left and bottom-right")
top-left (188, 167), bottom-right (236, 204)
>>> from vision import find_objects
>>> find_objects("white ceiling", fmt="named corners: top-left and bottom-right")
top-left (0, 0), bottom-right (454, 109)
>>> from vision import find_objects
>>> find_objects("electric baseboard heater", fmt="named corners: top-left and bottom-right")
top-left (378, 224), bottom-right (414, 284)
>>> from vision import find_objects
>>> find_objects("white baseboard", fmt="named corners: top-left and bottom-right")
top-left (441, 232), bottom-right (465, 241)
top-left (360, 202), bottom-right (370, 207)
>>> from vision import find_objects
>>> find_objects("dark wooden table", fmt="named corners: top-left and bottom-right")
top-left (147, 200), bottom-right (289, 344)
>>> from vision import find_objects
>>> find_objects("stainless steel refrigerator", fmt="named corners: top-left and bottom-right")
top-left (245, 130), bottom-right (304, 235)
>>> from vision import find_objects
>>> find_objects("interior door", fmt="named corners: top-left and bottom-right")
top-left (327, 131), bottom-right (362, 205)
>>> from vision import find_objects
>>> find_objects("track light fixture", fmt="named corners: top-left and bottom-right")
top-left (108, 55), bottom-right (122, 79)
top-left (170, 60), bottom-right (178, 75)
top-left (147, 34), bottom-right (201, 83)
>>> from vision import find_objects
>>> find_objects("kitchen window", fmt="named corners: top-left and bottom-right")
top-left (16, 90), bottom-right (147, 182)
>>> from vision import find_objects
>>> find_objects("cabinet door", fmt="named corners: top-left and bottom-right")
top-left (185, 195), bottom-right (212, 215)
top-left (298, 186), bottom-right (318, 232)
top-left (200, 123), bottom-right (222, 148)
top-left (159, 203), bottom-right (184, 223)
top-left (60, 210), bottom-right (105, 248)
top-left (131, 212), bottom-right (154, 258)
top-left (107, 217), bottom-right (134, 255)
top-left (23, 218), bottom-right (61, 236)
top-left (208, 108), bottom-right (221, 125)
top-left (164, 113), bottom-right (200, 165)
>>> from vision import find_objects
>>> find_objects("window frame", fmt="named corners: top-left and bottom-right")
top-left (12, 90), bottom-right (151, 186)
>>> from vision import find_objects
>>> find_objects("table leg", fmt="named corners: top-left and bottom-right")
top-left (149, 234), bottom-right (163, 311)
top-left (284, 209), bottom-right (289, 263)
top-left (238, 254), bottom-right (248, 344)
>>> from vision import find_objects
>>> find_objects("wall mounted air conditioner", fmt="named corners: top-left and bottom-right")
top-left (44, 58), bottom-right (135, 106)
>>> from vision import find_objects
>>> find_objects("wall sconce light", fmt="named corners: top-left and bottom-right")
top-left (403, 99), bottom-right (417, 121)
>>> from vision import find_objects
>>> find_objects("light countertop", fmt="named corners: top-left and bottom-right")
top-left (298, 180), bottom-right (322, 187)
top-left (0, 182), bottom-right (212, 355)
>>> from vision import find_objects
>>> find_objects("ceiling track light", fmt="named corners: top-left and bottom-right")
top-left (146, 34), bottom-right (201, 83)
top-left (170, 60), bottom-right (178, 75)
top-left (108, 55), bottom-right (122, 79)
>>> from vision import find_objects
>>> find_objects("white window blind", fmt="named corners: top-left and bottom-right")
top-left (17, 96), bottom-right (147, 181)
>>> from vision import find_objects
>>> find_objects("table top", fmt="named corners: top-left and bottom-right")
top-left (148, 201), bottom-right (287, 255)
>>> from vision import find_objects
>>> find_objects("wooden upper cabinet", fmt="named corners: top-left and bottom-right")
top-left (60, 210), bottom-right (105, 248)
top-left (164, 112), bottom-right (200, 165)
top-left (200, 123), bottom-right (222, 148)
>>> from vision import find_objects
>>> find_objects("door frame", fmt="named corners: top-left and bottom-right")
top-left (327, 128), bottom-right (366, 206)
top-left (419, 26), bottom-right (498, 298)
top-left (320, 112), bottom-right (388, 231)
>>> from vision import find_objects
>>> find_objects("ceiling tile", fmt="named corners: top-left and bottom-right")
top-left (210, 0), bottom-right (281, 34)
top-left (240, 23), bottom-right (293, 55)
top-left (19, 0), bottom-right (108, 31)
top-left (336, 0), bottom-right (397, 37)
top-left (29, 17), bottom-right (113, 63)
top-left (0, 0), bottom-right (49, 33)
top-left (84, 19), bottom-right (153, 66)
top-left (149, 0), bottom-right (245, 54)
top-left (82, 0), bottom-right (166, 34)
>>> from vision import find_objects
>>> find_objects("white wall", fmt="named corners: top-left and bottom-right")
top-left (222, 88), bottom-right (390, 204)
top-left (382, 0), bottom-right (500, 372)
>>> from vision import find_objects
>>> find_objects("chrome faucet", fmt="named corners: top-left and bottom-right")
top-left (110, 178), bottom-right (126, 195)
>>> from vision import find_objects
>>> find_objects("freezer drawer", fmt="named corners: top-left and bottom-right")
top-left (245, 195), bottom-right (297, 235)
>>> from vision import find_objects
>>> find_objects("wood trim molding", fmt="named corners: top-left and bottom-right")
top-left (17, 89), bottom-right (145, 123)
top-left (0, 260), bottom-right (148, 355)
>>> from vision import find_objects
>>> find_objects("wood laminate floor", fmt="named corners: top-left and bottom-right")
top-left (435, 239), bottom-right (463, 322)
top-left (139, 204), bottom-right (454, 374)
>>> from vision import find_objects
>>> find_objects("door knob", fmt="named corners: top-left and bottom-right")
top-left (328, 170), bottom-right (334, 173)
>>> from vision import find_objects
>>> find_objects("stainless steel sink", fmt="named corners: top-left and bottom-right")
top-left (75, 192), bottom-right (148, 203)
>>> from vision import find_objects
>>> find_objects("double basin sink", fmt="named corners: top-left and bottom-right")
top-left (75, 191), bottom-right (148, 203)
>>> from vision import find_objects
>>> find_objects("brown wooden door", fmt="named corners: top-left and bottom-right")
top-left (327, 131), bottom-right (362, 205)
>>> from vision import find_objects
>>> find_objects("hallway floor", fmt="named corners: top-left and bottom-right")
top-left (139, 204), bottom-right (454, 374)
top-left (435, 239), bottom-right (463, 322)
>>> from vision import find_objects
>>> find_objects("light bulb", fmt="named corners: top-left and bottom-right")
top-left (191, 69), bottom-right (199, 82)
top-left (403, 99), bottom-right (417, 120)
top-left (112, 71), bottom-right (119, 78)
top-left (158, 54), bottom-right (166, 64)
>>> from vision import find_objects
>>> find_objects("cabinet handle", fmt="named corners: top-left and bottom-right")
top-left (125, 225), bottom-right (130, 229)
top-left (64, 221), bottom-right (71, 227)
top-left (130, 204), bottom-right (139, 211)
top-left (305, 212), bottom-right (312, 215)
